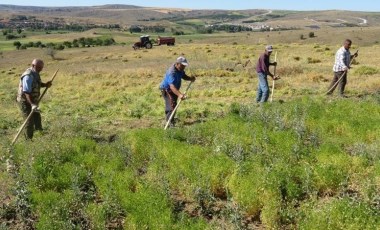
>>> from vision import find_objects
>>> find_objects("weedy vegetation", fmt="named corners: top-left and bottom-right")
top-left (0, 25), bottom-right (380, 229)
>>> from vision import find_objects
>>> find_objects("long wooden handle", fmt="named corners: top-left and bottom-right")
top-left (11, 69), bottom-right (59, 146)
top-left (38, 69), bottom-right (59, 103)
top-left (11, 109), bottom-right (35, 145)
top-left (164, 81), bottom-right (193, 130)
top-left (270, 52), bottom-right (277, 103)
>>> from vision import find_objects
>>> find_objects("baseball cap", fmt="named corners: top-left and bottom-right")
top-left (265, 45), bottom-right (273, 52)
top-left (176, 56), bottom-right (189, 66)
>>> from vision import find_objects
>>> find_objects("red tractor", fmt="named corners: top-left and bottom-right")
top-left (132, 35), bottom-right (176, 50)
top-left (132, 35), bottom-right (153, 50)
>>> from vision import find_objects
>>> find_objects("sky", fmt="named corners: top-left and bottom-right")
top-left (0, 0), bottom-right (379, 12)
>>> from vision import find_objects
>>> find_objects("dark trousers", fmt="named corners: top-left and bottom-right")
top-left (19, 101), bottom-right (42, 139)
top-left (327, 71), bottom-right (347, 95)
top-left (162, 90), bottom-right (178, 125)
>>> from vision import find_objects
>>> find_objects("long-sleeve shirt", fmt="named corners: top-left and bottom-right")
top-left (333, 46), bottom-right (351, 72)
top-left (256, 53), bottom-right (270, 75)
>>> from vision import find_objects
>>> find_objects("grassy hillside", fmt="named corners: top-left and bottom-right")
top-left (0, 26), bottom-right (380, 228)
top-left (2, 4), bottom-right (380, 28)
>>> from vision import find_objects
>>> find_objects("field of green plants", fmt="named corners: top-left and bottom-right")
top-left (0, 28), bottom-right (380, 229)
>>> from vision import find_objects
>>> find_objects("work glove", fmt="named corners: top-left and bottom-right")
top-left (45, 81), bottom-right (52, 88)
top-left (31, 104), bottom-right (40, 112)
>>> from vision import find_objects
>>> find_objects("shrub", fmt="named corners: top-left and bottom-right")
top-left (5, 34), bottom-right (18, 40)
top-left (276, 65), bottom-right (304, 76)
top-left (307, 57), bottom-right (321, 64)
top-left (354, 66), bottom-right (378, 76)
top-left (298, 198), bottom-right (379, 229)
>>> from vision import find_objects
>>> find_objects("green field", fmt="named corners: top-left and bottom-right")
top-left (0, 27), bottom-right (379, 229)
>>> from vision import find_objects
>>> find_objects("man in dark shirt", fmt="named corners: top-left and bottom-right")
top-left (256, 45), bottom-right (279, 103)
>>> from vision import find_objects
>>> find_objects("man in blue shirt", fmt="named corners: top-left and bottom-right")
top-left (16, 59), bottom-right (52, 139)
top-left (159, 56), bottom-right (195, 127)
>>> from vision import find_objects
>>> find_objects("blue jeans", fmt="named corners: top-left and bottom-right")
top-left (256, 72), bottom-right (270, 103)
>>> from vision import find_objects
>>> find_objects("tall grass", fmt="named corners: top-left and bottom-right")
top-left (1, 96), bottom-right (379, 228)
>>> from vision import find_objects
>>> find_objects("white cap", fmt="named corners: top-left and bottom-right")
top-left (176, 56), bottom-right (188, 66)
top-left (265, 45), bottom-right (273, 52)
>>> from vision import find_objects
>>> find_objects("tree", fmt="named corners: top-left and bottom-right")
top-left (308, 32), bottom-right (315, 38)
top-left (13, 41), bottom-right (22, 50)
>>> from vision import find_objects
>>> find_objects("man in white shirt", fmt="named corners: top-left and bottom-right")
top-left (327, 39), bottom-right (358, 97)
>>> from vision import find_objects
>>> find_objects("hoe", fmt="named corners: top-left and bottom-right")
top-left (270, 51), bottom-right (278, 103)
top-left (164, 81), bottom-right (193, 130)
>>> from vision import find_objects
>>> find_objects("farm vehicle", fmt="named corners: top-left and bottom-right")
top-left (132, 35), bottom-right (175, 50)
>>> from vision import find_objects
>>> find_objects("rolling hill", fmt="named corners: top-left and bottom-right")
top-left (1, 4), bottom-right (380, 29)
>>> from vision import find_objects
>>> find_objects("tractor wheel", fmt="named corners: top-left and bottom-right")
top-left (145, 42), bottom-right (152, 49)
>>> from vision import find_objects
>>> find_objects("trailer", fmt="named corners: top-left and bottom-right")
top-left (156, 36), bottom-right (175, 46)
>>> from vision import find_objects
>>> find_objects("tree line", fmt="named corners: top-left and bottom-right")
top-left (13, 37), bottom-right (116, 50)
